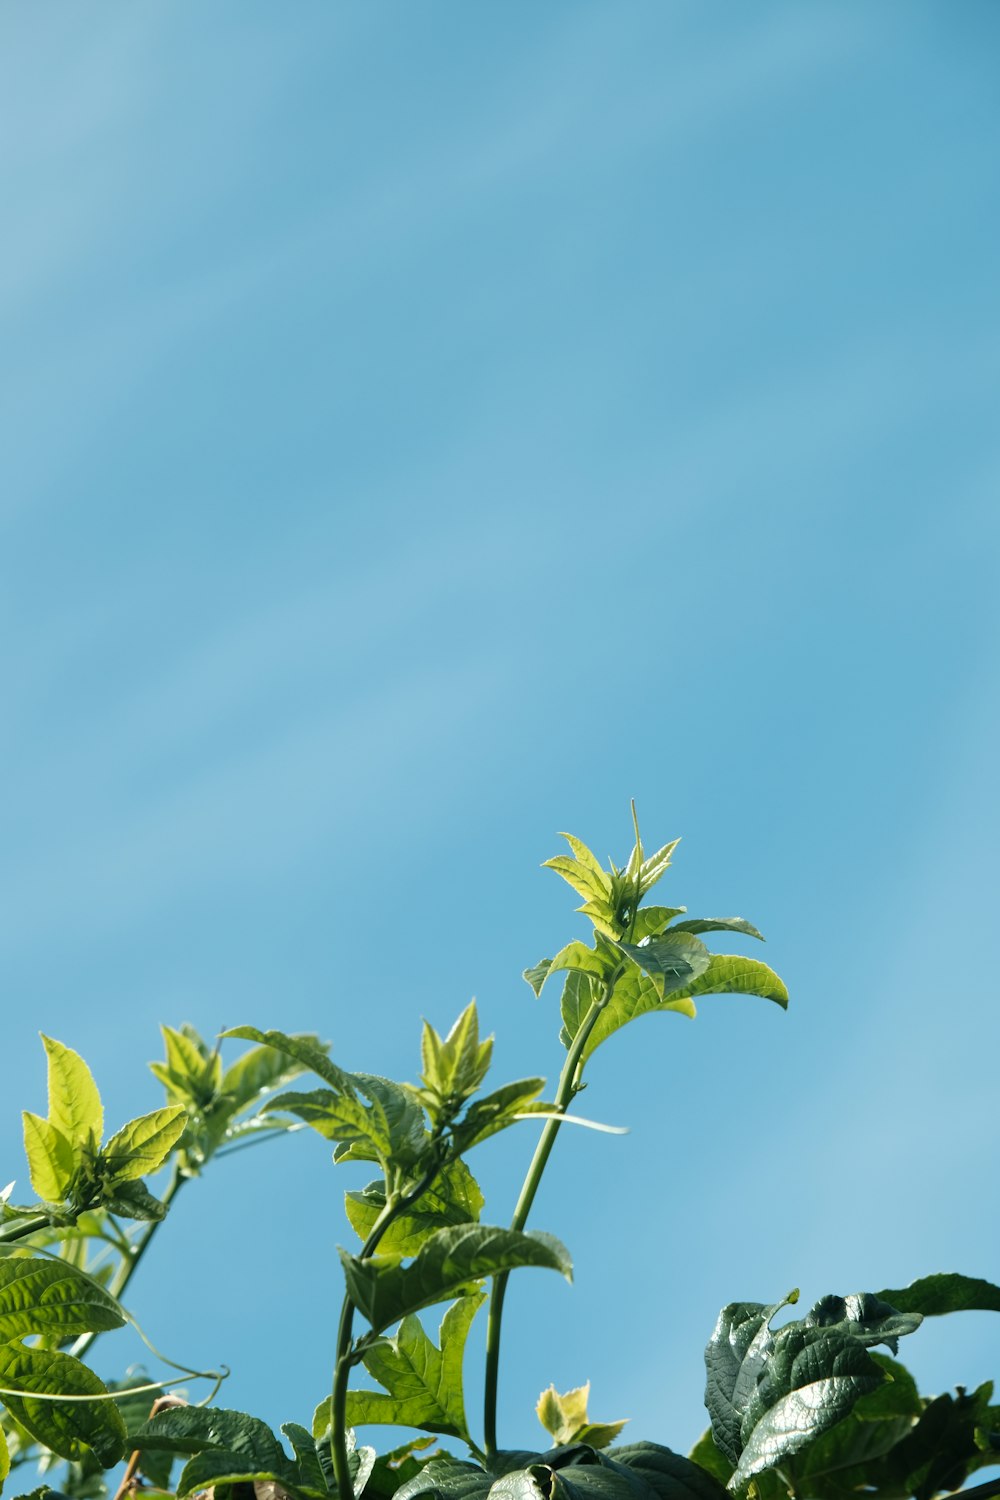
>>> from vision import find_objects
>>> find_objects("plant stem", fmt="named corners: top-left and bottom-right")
top-left (0, 1214), bottom-right (51, 1245)
top-left (329, 1165), bottom-right (440, 1500)
top-left (482, 974), bottom-right (619, 1456)
top-left (69, 1165), bottom-right (188, 1363)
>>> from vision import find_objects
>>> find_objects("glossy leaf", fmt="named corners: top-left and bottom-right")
top-left (346, 1160), bottom-right (485, 1256)
top-left (0, 1259), bottom-right (125, 1341)
top-left (876, 1271), bottom-right (1000, 1317)
top-left (41, 1037), bottom-right (103, 1151)
top-left (21, 1114), bottom-right (75, 1202)
top-left (341, 1225), bottom-right (572, 1333)
top-left (394, 1443), bottom-right (728, 1500)
top-left (101, 1106), bottom-right (187, 1182)
top-left (705, 1291), bottom-right (923, 1491)
top-left (344, 1293), bottom-right (485, 1441)
top-left (0, 1343), bottom-right (126, 1465)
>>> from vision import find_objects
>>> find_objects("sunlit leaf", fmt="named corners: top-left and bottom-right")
top-left (0, 1343), bottom-right (126, 1465)
top-left (21, 1114), bottom-right (75, 1203)
top-left (536, 1382), bottom-right (627, 1449)
top-left (0, 1259), bottom-right (125, 1341)
top-left (346, 1161), bottom-right (485, 1257)
top-left (344, 1293), bottom-right (485, 1442)
top-left (341, 1225), bottom-right (571, 1333)
top-left (668, 918), bottom-right (764, 942)
top-left (41, 1037), bottom-right (103, 1151)
top-left (101, 1106), bottom-right (187, 1182)
top-left (221, 1027), bottom-right (349, 1092)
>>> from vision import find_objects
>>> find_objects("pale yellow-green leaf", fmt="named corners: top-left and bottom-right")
top-left (0, 1413), bottom-right (9, 1483)
top-left (101, 1106), bottom-right (187, 1182)
top-left (22, 1112), bottom-right (76, 1201)
top-left (42, 1036), bottom-right (103, 1149)
top-left (536, 1381), bottom-right (627, 1449)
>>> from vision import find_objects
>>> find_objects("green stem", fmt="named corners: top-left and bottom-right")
top-left (68, 1165), bottom-right (188, 1362)
top-left (329, 1164), bottom-right (441, 1500)
top-left (0, 1214), bottom-right (50, 1245)
top-left (482, 972), bottom-right (619, 1456)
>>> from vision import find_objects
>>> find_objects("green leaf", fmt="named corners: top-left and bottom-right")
top-left (40, 1038), bottom-right (103, 1152)
top-left (875, 1272), bottom-right (1000, 1317)
top-left (344, 1293), bottom-right (485, 1442)
top-left (363, 1436), bottom-right (440, 1500)
top-left (452, 1079), bottom-right (547, 1152)
top-left (705, 1291), bottom-right (923, 1491)
top-left (421, 1004), bottom-right (493, 1107)
top-left (536, 1383), bottom-right (627, 1449)
top-left (668, 918), bottom-right (764, 942)
top-left (0, 1259), bottom-right (125, 1341)
top-left (265, 1076), bottom-right (424, 1167)
top-left (611, 934), bottom-right (711, 995)
top-left (99, 1178), bottom-right (168, 1221)
top-left (788, 1352), bottom-right (922, 1489)
top-left (0, 1423), bottom-right (8, 1486)
top-left (101, 1106), bottom-right (187, 1182)
top-left (346, 1160), bottom-right (485, 1256)
top-left (220, 1036), bottom-right (318, 1112)
top-left (221, 1026), bottom-right (350, 1092)
top-left (341, 1225), bottom-right (572, 1333)
top-left (687, 1430), bottom-right (732, 1486)
top-left (628, 908), bottom-right (687, 942)
top-left (637, 839), bottom-right (681, 898)
top-left (544, 837), bottom-right (612, 907)
top-left (561, 967), bottom-right (696, 1062)
top-left (21, 1114), bottom-right (75, 1202)
top-left (604, 1442), bottom-right (731, 1500)
top-left (0, 1343), bottom-right (126, 1465)
top-left (671, 955), bottom-right (788, 1010)
top-left (523, 960), bottom-right (553, 998)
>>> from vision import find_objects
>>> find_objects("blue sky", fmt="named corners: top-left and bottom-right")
top-left (2, 0), bottom-right (999, 1475)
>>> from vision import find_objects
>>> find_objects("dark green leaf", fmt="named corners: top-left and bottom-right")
top-left (130, 1404), bottom-right (287, 1459)
top-left (0, 1259), bottom-right (125, 1341)
top-left (363, 1436), bottom-right (440, 1500)
top-left (0, 1344), bottom-right (126, 1466)
top-left (705, 1290), bottom-right (924, 1491)
top-left (100, 1179), bottom-right (167, 1221)
top-left (611, 934), bottom-right (710, 995)
top-left (346, 1161), bottom-right (484, 1256)
top-left (344, 1293), bottom-right (485, 1441)
top-left (875, 1272), bottom-right (1000, 1317)
top-left (686, 1431), bottom-right (732, 1486)
top-left (668, 918), bottom-right (764, 942)
top-left (341, 1225), bottom-right (572, 1333)
top-left (604, 1442), bottom-right (731, 1500)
